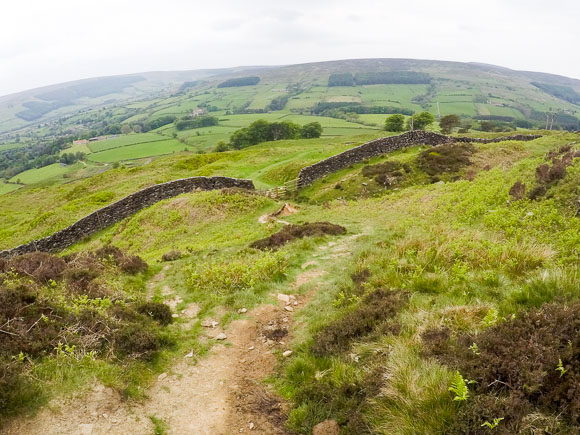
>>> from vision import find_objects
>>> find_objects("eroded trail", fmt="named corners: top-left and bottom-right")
top-left (2, 234), bottom-right (358, 435)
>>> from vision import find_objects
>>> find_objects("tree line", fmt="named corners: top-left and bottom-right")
top-left (328, 71), bottom-right (431, 87)
top-left (0, 136), bottom-right (78, 179)
top-left (224, 120), bottom-right (323, 150)
top-left (217, 77), bottom-right (260, 88)
top-left (174, 115), bottom-right (219, 131)
top-left (311, 102), bottom-right (413, 116)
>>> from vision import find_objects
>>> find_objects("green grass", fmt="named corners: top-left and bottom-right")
top-left (1, 130), bottom-right (580, 433)
top-left (9, 162), bottom-right (82, 184)
top-left (0, 133), bottom-right (382, 250)
top-left (60, 143), bottom-right (91, 155)
top-left (149, 416), bottom-right (169, 435)
top-left (0, 181), bottom-right (21, 195)
top-left (87, 139), bottom-right (189, 163)
top-left (88, 133), bottom-right (167, 153)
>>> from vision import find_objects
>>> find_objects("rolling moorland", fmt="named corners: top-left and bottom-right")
top-left (0, 59), bottom-right (579, 434)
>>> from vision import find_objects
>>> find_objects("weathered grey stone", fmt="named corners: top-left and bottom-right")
top-left (0, 176), bottom-right (254, 258)
top-left (296, 131), bottom-right (541, 188)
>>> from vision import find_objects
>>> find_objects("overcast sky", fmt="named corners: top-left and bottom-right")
top-left (1, 0), bottom-right (579, 96)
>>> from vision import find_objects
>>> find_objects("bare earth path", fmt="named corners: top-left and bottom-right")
top-left (2, 234), bottom-right (359, 435)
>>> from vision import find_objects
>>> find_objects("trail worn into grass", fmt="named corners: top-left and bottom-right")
top-left (2, 234), bottom-right (356, 435)
top-left (3, 304), bottom-right (293, 434)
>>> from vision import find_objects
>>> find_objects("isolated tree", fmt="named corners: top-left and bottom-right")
top-left (132, 124), bottom-right (143, 134)
top-left (214, 141), bottom-right (230, 152)
top-left (301, 122), bottom-right (323, 138)
top-left (120, 124), bottom-right (132, 135)
top-left (439, 114), bottom-right (461, 134)
top-left (385, 114), bottom-right (405, 132)
top-left (410, 112), bottom-right (435, 130)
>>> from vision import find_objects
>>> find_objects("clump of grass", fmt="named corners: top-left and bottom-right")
top-left (149, 415), bottom-right (169, 435)
top-left (187, 249), bottom-right (287, 295)
top-left (284, 355), bottom-right (385, 434)
top-left (250, 222), bottom-right (346, 250)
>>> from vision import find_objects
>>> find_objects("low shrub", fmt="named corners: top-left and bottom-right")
top-left (9, 252), bottom-right (66, 283)
top-left (250, 222), bottom-right (346, 250)
top-left (94, 245), bottom-right (148, 274)
top-left (63, 267), bottom-right (99, 293)
top-left (416, 143), bottom-right (476, 176)
top-left (536, 163), bottom-right (550, 184)
top-left (547, 160), bottom-right (568, 182)
top-left (508, 180), bottom-right (526, 200)
top-left (114, 323), bottom-right (161, 359)
top-left (0, 284), bottom-right (67, 357)
top-left (161, 250), bottom-right (182, 262)
top-left (94, 245), bottom-right (124, 264)
top-left (361, 161), bottom-right (411, 187)
top-left (424, 302), bottom-right (580, 431)
top-left (528, 185), bottom-right (547, 200)
top-left (119, 256), bottom-right (148, 274)
top-left (0, 248), bottom-right (168, 420)
top-left (137, 302), bottom-right (173, 326)
top-left (312, 289), bottom-right (408, 356)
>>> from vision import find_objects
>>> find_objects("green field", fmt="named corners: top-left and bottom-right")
top-left (60, 143), bottom-right (91, 155)
top-left (88, 133), bottom-right (167, 152)
top-left (9, 162), bottom-right (81, 184)
top-left (0, 181), bottom-right (21, 195)
top-left (87, 139), bottom-right (189, 162)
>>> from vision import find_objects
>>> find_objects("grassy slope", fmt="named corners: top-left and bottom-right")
top-left (0, 182), bottom-right (21, 195)
top-left (87, 139), bottom-right (188, 162)
top-left (1, 130), bottom-right (579, 433)
top-left (4, 59), bottom-right (580, 190)
top-left (9, 162), bottom-right (83, 184)
top-left (0, 133), bottom-right (381, 250)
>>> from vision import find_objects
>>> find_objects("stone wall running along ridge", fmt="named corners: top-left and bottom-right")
top-left (296, 131), bottom-right (541, 188)
top-left (0, 176), bottom-right (255, 258)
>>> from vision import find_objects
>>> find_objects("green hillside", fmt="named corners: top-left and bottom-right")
top-left (1, 59), bottom-right (580, 434)
top-left (1, 129), bottom-right (579, 434)
top-left (2, 59), bottom-right (580, 188)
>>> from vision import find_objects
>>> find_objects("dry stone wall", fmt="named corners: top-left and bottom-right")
top-left (0, 176), bottom-right (254, 258)
top-left (296, 131), bottom-right (541, 188)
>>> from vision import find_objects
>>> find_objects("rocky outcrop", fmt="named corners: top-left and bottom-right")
top-left (296, 131), bottom-right (541, 188)
top-left (0, 176), bottom-right (254, 258)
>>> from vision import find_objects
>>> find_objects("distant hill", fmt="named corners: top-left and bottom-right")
top-left (1, 58), bottom-right (579, 137)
